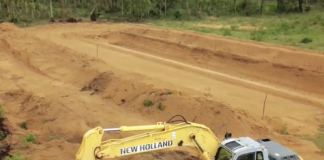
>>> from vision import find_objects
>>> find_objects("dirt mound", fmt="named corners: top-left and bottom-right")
top-left (0, 22), bottom-right (21, 32)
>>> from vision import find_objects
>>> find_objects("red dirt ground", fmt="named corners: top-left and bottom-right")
top-left (0, 22), bottom-right (323, 160)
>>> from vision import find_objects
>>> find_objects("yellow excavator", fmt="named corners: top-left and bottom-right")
top-left (75, 115), bottom-right (304, 160)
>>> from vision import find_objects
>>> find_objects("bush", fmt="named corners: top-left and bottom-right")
top-left (305, 6), bottom-right (311, 13)
top-left (220, 28), bottom-right (231, 36)
top-left (300, 37), bottom-right (312, 43)
top-left (143, 99), bottom-right (154, 107)
top-left (20, 122), bottom-right (27, 130)
top-left (156, 102), bottom-right (165, 111)
top-left (21, 134), bottom-right (36, 143)
top-left (0, 130), bottom-right (5, 140)
top-left (173, 10), bottom-right (182, 19)
top-left (0, 104), bottom-right (3, 118)
top-left (250, 30), bottom-right (266, 42)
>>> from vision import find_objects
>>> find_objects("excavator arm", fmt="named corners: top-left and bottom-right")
top-left (75, 115), bottom-right (221, 160)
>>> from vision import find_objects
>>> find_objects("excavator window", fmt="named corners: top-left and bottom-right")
top-left (237, 152), bottom-right (256, 160)
top-left (215, 147), bottom-right (232, 160)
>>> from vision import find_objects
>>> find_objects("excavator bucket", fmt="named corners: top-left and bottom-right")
top-left (75, 126), bottom-right (104, 160)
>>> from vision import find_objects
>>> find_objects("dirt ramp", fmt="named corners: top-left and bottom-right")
top-left (82, 72), bottom-right (269, 138)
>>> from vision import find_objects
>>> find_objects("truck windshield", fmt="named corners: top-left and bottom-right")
top-left (215, 147), bottom-right (232, 160)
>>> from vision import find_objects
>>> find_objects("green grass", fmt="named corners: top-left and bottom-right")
top-left (3, 151), bottom-right (28, 160)
top-left (21, 134), bottom-right (36, 143)
top-left (298, 125), bottom-right (324, 150)
top-left (278, 123), bottom-right (289, 135)
top-left (311, 133), bottom-right (324, 150)
top-left (156, 102), bottom-right (165, 111)
top-left (146, 10), bottom-right (324, 51)
top-left (313, 125), bottom-right (324, 150)
top-left (19, 122), bottom-right (27, 130)
top-left (0, 104), bottom-right (3, 118)
top-left (47, 134), bottom-right (60, 141)
top-left (143, 99), bottom-right (154, 107)
top-left (0, 130), bottom-right (5, 140)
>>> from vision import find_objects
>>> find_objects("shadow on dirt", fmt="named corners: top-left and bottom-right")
top-left (0, 118), bottom-right (11, 140)
top-left (0, 117), bottom-right (12, 158)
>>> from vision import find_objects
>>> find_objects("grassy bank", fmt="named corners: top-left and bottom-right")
top-left (146, 11), bottom-right (324, 51)
top-left (296, 125), bottom-right (324, 151)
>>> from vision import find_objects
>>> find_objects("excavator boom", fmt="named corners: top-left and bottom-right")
top-left (76, 115), bottom-right (306, 160)
top-left (75, 115), bottom-right (221, 160)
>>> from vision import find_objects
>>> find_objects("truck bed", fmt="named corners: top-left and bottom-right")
top-left (256, 138), bottom-right (299, 160)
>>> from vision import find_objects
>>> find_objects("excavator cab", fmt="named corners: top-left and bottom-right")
top-left (214, 147), bottom-right (232, 160)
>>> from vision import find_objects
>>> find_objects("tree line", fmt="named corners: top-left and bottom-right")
top-left (0, 0), bottom-right (323, 23)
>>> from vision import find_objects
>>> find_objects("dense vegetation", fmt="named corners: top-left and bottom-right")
top-left (0, 0), bottom-right (323, 21)
top-left (0, 0), bottom-right (323, 50)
